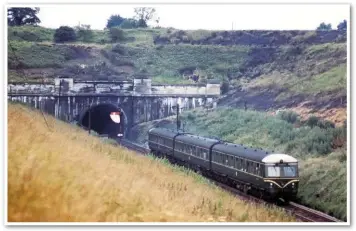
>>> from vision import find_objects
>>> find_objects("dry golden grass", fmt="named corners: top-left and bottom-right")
top-left (8, 103), bottom-right (296, 222)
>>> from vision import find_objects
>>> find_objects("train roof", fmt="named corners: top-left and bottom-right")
top-left (213, 142), bottom-right (270, 162)
top-left (175, 134), bottom-right (220, 149)
top-left (148, 127), bottom-right (180, 139)
top-left (149, 128), bottom-right (297, 163)
top-left (262, 154), bottom-right (298, 164)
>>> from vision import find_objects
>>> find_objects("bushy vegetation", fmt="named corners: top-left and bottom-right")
top-left (54, 26), bottom-right (77, 43)
top-left (154, 29), bottom-right (346, 46)
top-left (109, 27), bottom-right (125, 42)
top-left (277, 110), bottom-right (300, 124)
top-left (178, 108), bottom-right (345, 157)
top-left (298, 148), bottom-right (347, 220)
top-left (75, 24), bottom-right (94, 43)
top-left (106, 14), bottom-right (125, 28)
top-left (337, 20), bottom-right (347, 31)
top-left (8, 103), bottom-right (295, 222)
top-left (316, 22), bottom-right (332, 31)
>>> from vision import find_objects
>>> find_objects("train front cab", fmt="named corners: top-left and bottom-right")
top-left (262, 154), bottom-right (299, 201)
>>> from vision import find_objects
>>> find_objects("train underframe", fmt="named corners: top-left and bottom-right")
top-left (151, 149), bottom-right (294, 204)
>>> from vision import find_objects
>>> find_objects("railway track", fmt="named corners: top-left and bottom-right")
top-left (117, 139), bottom-right (150, 154)
top-left (117, 138), bottom-right (344, 223)
top-left (283, 202), bottom-right (343, 222)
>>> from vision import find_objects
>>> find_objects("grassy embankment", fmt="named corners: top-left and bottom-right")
top-left (8, 26), bottom-right (346, 94)
top-left (131, 108), bottom-right (347, 221)
top-left (8, 103), bottom-right (295, 222)
top-left (8, 26), bottom-right (347, 124)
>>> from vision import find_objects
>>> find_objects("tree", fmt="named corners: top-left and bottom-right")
top-left (54, 26), bottom-right (77, 43)
top-left (8, 7), bottom-right (41, 26)
top-left (106, 14), bottom-right (125, 28)
top-left (133, 7), bottom-right (157, 28)
top-left (316, 22), bottom-right (332, 31)
top-left (337, 20), bottom-right (347, 31)
top-left (75, 24), bottom-right (93, 42)
top-left (119, 18), bottom-right (139, 29)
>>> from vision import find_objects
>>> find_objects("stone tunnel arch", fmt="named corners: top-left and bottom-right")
top-left (78, 103), bottom-right (128, 138)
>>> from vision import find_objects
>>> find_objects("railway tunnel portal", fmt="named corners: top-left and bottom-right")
top-left (8, 77), bottom-right (221, 139)
top-left (78, 103), bottom-right (127, 138)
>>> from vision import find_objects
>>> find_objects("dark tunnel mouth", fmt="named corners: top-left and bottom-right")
top-left (78, 103), bottom-right (126, 138)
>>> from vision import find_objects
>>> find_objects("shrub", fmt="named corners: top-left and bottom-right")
top-left (278, 110), bottom-right (299, 124)
top-left (54, 26), bottom-right (76, 43)
top-left (305, 115), bottom-right (320, 128)
top-left (109, 27), bottom-right (125, 42)
top-left (75, 25), bottom-right (93, 43)
top-left (332, 126), bottom-right (347, 148)
top-left (317, 120), bottom-right (335, 129)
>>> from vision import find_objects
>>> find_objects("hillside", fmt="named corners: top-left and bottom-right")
top-left (8, 26), bottom-right (347, 123)
top-left (129, 108), bottom-right (347, 221)
top-left (8, 103), bottom-right (296, 222)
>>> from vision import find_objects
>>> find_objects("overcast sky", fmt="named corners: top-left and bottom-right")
top-left (24, 4), bottom-right (350, 30)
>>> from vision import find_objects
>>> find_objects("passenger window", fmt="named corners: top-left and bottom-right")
top-left (230, 156), bottom-right (234, 167)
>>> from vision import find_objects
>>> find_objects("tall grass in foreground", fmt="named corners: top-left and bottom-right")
top-left (8, 104), bottom-right (294, 222)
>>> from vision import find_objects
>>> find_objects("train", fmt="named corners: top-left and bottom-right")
top-left (148, 127), bottom-right (299, 202)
